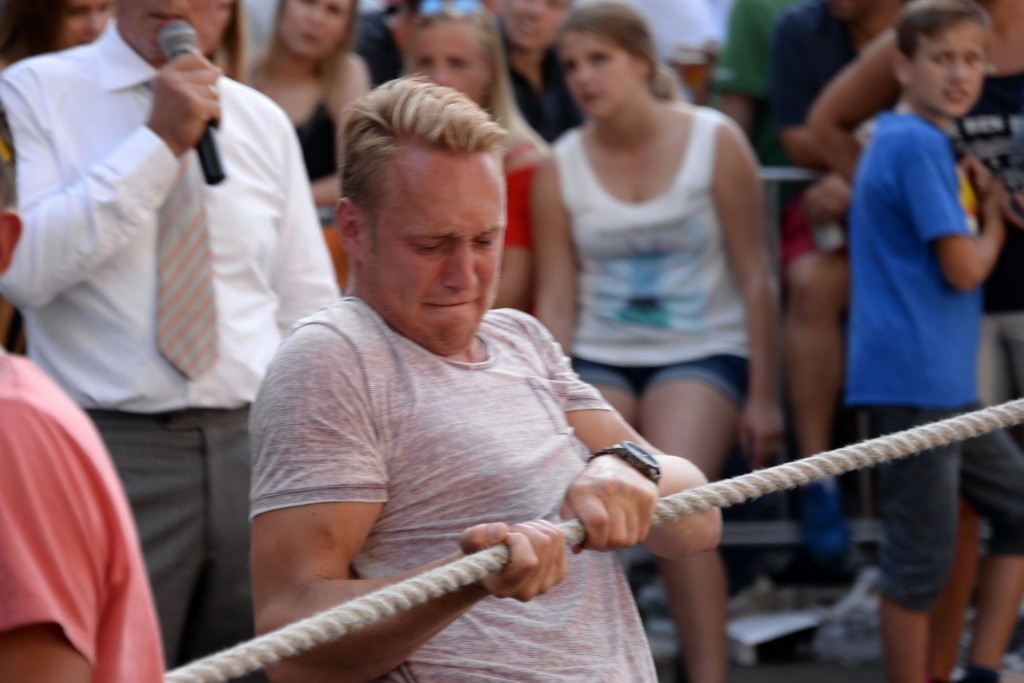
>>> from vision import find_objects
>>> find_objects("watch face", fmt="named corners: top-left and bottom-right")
top-left (591, 441), bottom-right (660, 483)
top-left (620, 441), bottom-right (661, 483)
top-left (622, 441), bottom-right (658, 467)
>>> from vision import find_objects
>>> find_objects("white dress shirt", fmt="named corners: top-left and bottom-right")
top-left (0, 23), bottom-right (339, 412)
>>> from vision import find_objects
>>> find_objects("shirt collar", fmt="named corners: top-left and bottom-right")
top-left (95, 21), bottom-right (158, 92)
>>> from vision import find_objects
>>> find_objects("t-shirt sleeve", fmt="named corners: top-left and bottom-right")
top-left (0, 401), bottom-right (102, 665)
top-left (769, 11), bottom-right (816, 129)
top-left (507, 311), bottom-right (611, 413)
top-left (249, 322), bottom-right (389, 519)
top-left (715, 0), bottom-right (769, 97)
top-left (898, 134), bottom-right (970, 244)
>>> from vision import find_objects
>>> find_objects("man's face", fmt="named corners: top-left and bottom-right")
top-left (501, 0), bottom-right (571, 55)
top-left (347, 145), bottom-right (505, 361)
top-left (117, 0), bottom-right (235, 66)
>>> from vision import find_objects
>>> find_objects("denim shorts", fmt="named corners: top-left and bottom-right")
top-left (866, 405), bottom-right (1024, 611)
top-left (572, 354), bottom-right (748, 406)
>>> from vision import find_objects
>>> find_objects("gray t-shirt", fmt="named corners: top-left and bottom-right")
top-left (250, 298), bottom-right (658, 682)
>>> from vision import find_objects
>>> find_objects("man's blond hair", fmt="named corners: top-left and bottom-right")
top-left (339, 76), bottom-right (508, 218)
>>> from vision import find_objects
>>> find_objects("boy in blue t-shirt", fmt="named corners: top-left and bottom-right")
top-left (846, 0), bottom-right (1024, 680)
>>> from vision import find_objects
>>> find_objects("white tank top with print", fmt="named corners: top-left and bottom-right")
top-left (554, 106), bottom-right (749, 366)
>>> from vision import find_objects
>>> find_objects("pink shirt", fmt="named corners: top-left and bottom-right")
top-left (0, 353), bottom-right (165, 681)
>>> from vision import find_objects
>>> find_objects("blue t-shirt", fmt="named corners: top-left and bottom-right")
top-left (769, 0), bottom-right (857, 129)
top-left (845, 112), bottom-right (981, 409)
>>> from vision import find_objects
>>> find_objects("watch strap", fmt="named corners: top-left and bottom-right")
top-left (588, 441), bottom-right (661, 484)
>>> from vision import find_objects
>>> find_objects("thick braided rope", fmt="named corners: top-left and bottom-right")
top-left (165, 398), bottom-right (1024, 683)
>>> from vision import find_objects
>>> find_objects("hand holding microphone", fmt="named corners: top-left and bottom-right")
top-left (148, 20), bottom-right (225, 184)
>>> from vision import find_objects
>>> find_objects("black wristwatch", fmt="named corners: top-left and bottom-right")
top-left (588, 441), bottom-right (661, 484)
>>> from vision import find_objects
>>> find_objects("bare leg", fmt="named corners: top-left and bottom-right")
top-left (881, 596), bottom-right (930, 683)
top-left (966, 554), bottom-right (1024, 668)
top-left (927, 501), bottom-right (980, 680)
top-left (783, 253), bottom-right (849, 458)
top-left (657, 552), bottom-right (729, 683)
top-left (641, 380), bottom-right (740, 683)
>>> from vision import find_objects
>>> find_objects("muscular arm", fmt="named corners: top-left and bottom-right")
top-left (565, 409), bottom-right (722, 560)
top-left (252, 501), bottom-right (482, 683)
top-left (807, 31), bottom-right (901, 180)
top-left (252, 502), bottom-right (567, 683)
top-left (532, 154), bottom-right (577, 351)
top-left (712, 120), bottom-right (783, 467)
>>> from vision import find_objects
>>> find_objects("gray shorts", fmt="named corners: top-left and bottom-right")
top-left (866, 405), bottom-right (1024, 611)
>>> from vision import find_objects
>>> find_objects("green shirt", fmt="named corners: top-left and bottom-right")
top-left (713, 0), bottom-right (801, 166)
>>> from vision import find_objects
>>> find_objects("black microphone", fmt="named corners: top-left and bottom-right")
top-left (157, 20), bottom-right (225, 185)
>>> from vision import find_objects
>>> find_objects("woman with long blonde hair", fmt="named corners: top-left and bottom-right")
top-left (251, 0), bottom-right (370, 208)
top-left (408, 0), bottom-right (547, 310)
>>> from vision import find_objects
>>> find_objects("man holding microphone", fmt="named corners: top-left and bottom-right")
top-left (0, 0), bottom-right (338, 673)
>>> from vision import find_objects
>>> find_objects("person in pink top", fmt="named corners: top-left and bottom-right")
top-left (0, 108), bottom-right (165, 683)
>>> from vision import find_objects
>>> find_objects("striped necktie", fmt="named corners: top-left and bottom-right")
top-left (156, 152), bottom-right (219, 379)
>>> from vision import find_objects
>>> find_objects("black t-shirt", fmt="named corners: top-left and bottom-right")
top-left (505, 39), bottom-right (582, 143)
top-left (950, 72), bottom-right (1024, 312)
top-left (295, 102), bottom-right (335, 181)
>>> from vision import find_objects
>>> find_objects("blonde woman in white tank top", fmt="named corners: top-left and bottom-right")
top-left (533, 3), bottom-right (783, 681)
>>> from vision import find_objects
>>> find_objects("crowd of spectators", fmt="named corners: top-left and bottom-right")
top-left (1, 0), bottom-right (1024, 681)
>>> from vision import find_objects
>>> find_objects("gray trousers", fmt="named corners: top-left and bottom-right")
top-left (89, 407), bottom-right (266, 682)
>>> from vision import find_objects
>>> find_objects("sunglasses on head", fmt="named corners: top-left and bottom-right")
top-left (419, 0), bottom-right (484, 15)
